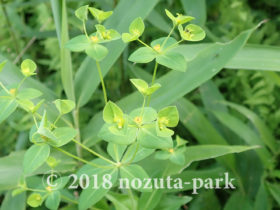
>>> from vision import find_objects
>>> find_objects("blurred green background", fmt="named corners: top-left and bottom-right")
top-left (0, 0), bottom-right (280, 209)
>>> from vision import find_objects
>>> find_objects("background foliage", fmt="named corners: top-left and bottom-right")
top-left (0, 0), bottom-right (279, 209)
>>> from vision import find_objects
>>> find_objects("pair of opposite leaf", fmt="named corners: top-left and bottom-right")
top-left (0, 59), bottom-right (45, 114)
top-left (65, 5), bottom-right (120, 61)
top-left (31, 100), bottom-right (77, 147)
top-left (122, 9), bottom-right (206, 72)
top-left (155, 135), bottom-right (188, 165)
top-left (99, 100), bottom-right (179, 149)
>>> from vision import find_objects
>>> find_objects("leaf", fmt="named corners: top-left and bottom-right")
top-left (180, 0), bottom-right (207, 26)
top-left (176, 96), bottom-right (236, 172)
top-left (20, 59), bottom-right (37, 77)
top-left (165, 9), bottom-right (194, 26)
top-left (155, 195), bottom-right (192, 210)
top-left (156, 51), bottom-right (187, 72)
top-left (129, 107), bottom-right (157, 124)
top-left (158, 106), bottom-right (179, 127)
top-left (165, 9), bottom-right (175, 23)
top-left (65, 35), bottom-right (90, 52)
top-left (180, 145), bottom-right (260, 172)
top-left (78, 168), bottom-right (118, 210)
top-left (224, 192), bottom-right (253, 210)
top-left (27, 193), bottom-right (43, 208)
top-left (0, 151), bottom-right (25, 190)
top-left (175, 44), bottom-right (280, 72)
top-left (169, 149), bottom-right (186, 165)
top-left (254, 180), bottom-right (271, 210)
top-left (0, 60), bottom-right (7, 73)
top-left (103, 101), bottom-right (124, 124)
top-left (266, 182), bottom-right (280, 205)
top-left (107, 143), bottom-right (127, 162)
top-left (105, 192), bottom-right (131, 210)
top-left (85, 44), bottom-right (108, 61)
top-left (37, 111), bottom-right (57, 141)
top-left (120, 164), bottom-right (151, 192)
top-left (23, 144), bottom-right (50, 175)
top-left (52, 127), bottom-right (77, 147)
top-left (151, 37), bottom-right (178, 51)
top-left (0, 99), bottom-right (18, 124)
top-left (121, 143), bottom-right (154, 163)
top-left (95, 25), bottom-right (121, 42)
top-left (1, 190), bottom-right (26, 210)
top-left (138, 124), bottom-right (173, 149)
top-left (178, 24), bottom-right (206, 41)
top-left (139, 190), bottom-right (163, 210)
top-left (146, 83), bottom-right (161, 96)
top-left (130, 79), bottom-right (148, 95)
top-left (54, 99), bottom-right (75, 115)
top-left (122, 33), bottom-right (138, 43)
top-left (98, 124), bottom-right (137, 145)
top-left (17, 88), bottom-right (42, 100)
top-left (129, 47), bottom-right (157, 63)
top-left (221, 101), bottom-right (278, 154)
top-left (75, 5), bottom-right (89, 21)
top-left (45, 191), bottom-right (61, 210)
top-left (129, 17), bottom-right (145, 38)
top-left (88, 7), bottom-right (113, 23)
top-left (59, 0), bottom-right (75, 101)
top-left (213, 111), bottom-right (272, 166)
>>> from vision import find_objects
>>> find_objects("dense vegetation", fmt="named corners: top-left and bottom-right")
top-left (0, 0), bottom-right (279, 209)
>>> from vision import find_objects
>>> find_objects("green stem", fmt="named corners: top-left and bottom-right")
top-left (33, 115), bottom-right (39, 129)
top-left (0, 82), bottom-right (10, 94)
top-left (54, 146), bottom-right (113, 169)
top-left (147, 62), bottom-right (158, 106)
top-left (137, 39), bottom-right (154, 51)
top-left (161, 25), bottom-right (176, 48)
top-left (73, 108), bottom-right (82, 159)
top-left (96, 61), bottom-right (108, 104)
top-left (140, 96), bottom-right (146, 117)
top-left (71, 139), bottom-right (117, 166)
top-left (83, 20), bottom-right (89, 40)
top-left (151, 62), bottom-right (158, 85)
top-left (163, 39), bottom-right (184, 53)
top-left (52, 114), bottom-right (62, 128)
top-left (25, 187), bottom-right (46, 193)
top-left (128, 142), bottom-right (139, 164)
top-left (16, 77), bottom-right (27, 91)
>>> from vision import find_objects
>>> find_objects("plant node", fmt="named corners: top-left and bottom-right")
top-left (90, 36), bottom-right (99, 43)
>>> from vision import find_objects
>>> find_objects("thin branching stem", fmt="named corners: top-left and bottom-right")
top-left (73, 108), bottom-right (82, 158)
top-left (83, 20), bottom-right (89, 40)
top-left (161, 25), bottom-right (176, 48)
top-left (96, 61), bottom-right (108, 104)
top-left (71, 139), bottom-right (117, 166)
top-left (147, 62), bottom-right (158, 106)
top-left (54, 146), bottom-right (114, 169)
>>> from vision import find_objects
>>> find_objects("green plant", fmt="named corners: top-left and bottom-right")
top-left (0, 3), bottom-right (268, 210)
